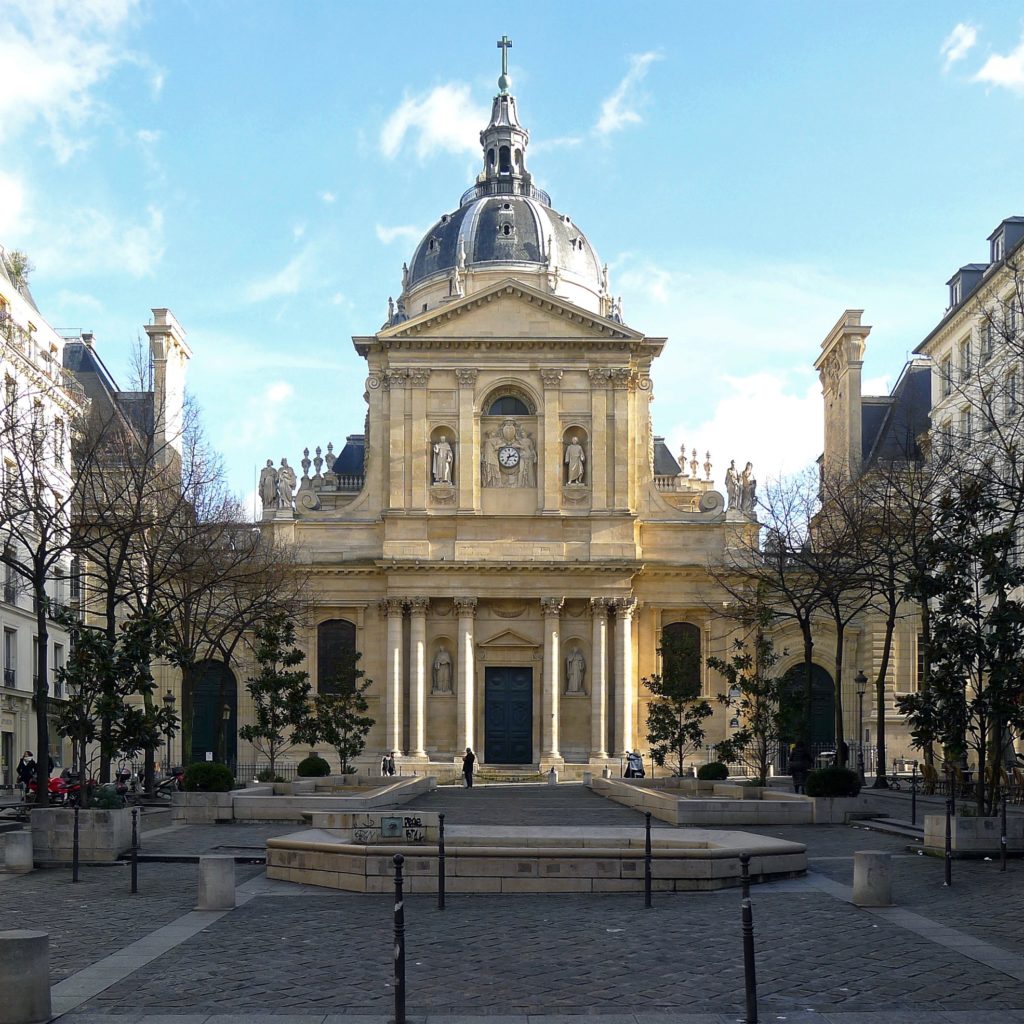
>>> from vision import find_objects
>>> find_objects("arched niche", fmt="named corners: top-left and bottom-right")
top-left (429, 637), bottom-right (455, 696)
top-left (480, 384), bottom-right (539, 490)
top-left (429, 425), bottom-right (457, 487)
top-left (317, 618), bottom-right (357, 695)
top-left (561, 637), bottom-right (588, 696)
top-left (660, 621), bottom-right (702, 696)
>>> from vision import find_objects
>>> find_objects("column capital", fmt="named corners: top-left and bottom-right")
top-left (590, 597), bottom-right (612, 614)
top-left (610, 367), bottom-right (633, 389)
top-left (588, 367), bottom-right (612, 386)
top-left (379, 597), bottom-right (406, 617)
top-left (540, 368), bottom-right (563, 388)
top-left (383, 369), bottom-right (408, 390)
top-left (408, 596), bottom-right (430, 615)
top-left (541, 596), bottom-right (565, 616)
top-left (456, 368), bottom-right (478, 387)
top-left (454, 596), bottom-right (478, 617)
top-left (612, 595), bottom-right (636, 615)
top-left (408, 368), bottom-right (431, 388)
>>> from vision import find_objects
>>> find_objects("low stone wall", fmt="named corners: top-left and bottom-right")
top-left (592, 777), bottom-right (814, 826)
top-left (172, 775), bottom-right (435, 825)
top-left (924, 814), bottom-right (1024, 855)
top-left (29, 807), bottom-right (134, 865)
top-left (266, 825), bottom-right (807, 894)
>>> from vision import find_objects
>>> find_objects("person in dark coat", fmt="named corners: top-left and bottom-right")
top-left (789, 741), bottom-right (812, 793)
top-left (16, 751), bottom-right (35, 796)
top-left (462, 747), bottom-right (475, 788)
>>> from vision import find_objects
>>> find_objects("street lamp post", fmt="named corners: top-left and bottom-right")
top-left (854, 670), bottom-right (867, 785)
top-left (162, 690), bottom-right (176, 773)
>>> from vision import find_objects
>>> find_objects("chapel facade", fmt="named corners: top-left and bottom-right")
top-left (258, 55), bottom-right (762, 773)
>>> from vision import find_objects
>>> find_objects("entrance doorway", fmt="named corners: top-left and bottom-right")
top-left (783, 663), bottom-right (836, 747)
top-left (189, 660), bottom-right (238, 768)
top-left (484, 666), bottom-right (533, 764)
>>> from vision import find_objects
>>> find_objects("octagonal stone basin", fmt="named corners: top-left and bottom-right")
top-left (266, 812), bottom-right (807, 894)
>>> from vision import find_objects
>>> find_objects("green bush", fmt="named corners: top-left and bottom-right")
top-left (91, 787), bottom-right (125, 809)
top-left (697, 761), bottom-right (729, 781)
top-left (184, 762), bottom-right (235, 792)
top-left (256, 769), bottom-right (286, 783)
top-left (297, 755), bottom-right (331, 777)
top-left (805, 766), bottom-right (861, 798)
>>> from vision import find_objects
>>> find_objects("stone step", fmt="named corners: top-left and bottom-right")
top-left (856, 816), bottom-right (925, 840)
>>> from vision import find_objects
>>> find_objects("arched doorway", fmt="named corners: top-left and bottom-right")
top-left (782, 662), bottom-right (836, 750)
top-left (190, 660), bottom-right (238, 768)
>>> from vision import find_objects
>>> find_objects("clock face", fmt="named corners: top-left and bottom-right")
top-left (498, 445), bottom-right (520, 468)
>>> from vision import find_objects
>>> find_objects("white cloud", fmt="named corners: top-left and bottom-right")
top-left (596, 52), bottom-right (662, 137)
top-left (0, 172), bottom-right (26, 236)
top-left (292, 223), bottom-right (306, 240)
top-left (974, 35), bottom-right (1024, 94)
top-left (136, 128), bottom-right (160, 145)
top-left (940, 23), bottom-right (978, 71)
top-left (379, 83), bottom-right (488, 160)
top-left (375, 223), bottom-right (422, 245)
top-left (319, 191), bottom-right (337, 204)
top-left (55, 289), bottom-right (103, 312)
top-left (265, 380), bottom-right (293, 404)
top-left (243, 246), bottom-right (317, 302)
top-left (0, 0), bottom-right (144, 161)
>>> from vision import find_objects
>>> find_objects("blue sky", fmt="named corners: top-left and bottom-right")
top-left (2, 1), bottom-right (1024, 508)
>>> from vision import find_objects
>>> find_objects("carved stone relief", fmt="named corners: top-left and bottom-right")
top-left (481, 418), bottom-right (537, 488)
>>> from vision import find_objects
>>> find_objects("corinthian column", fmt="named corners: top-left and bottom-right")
top-left (380, 598), bottom-right (405, 755)
top-left (408, 597), bottom-right (429, 758)
top-left (454, 597), bottom-right (477, 756)
top-left (590, 598), bottom-right (610, 759)
top-left (541, 597), bottom-right (564, 762)
top-left (613, 596), bottom-right (636, 756)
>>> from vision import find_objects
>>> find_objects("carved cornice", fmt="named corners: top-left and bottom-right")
top-left (456, 369), bottom-right (479, 387)
top-left (540, 368), bottom-right (563, 388)
top-left (541, 596), bottom-right (565, 616)
top-left (454, 596), bottom-right (478, 617)
top-left (407, 596), bottom-right (430, 615)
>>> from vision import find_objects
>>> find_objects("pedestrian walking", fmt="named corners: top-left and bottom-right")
top-left (462, 747), bottom-right (475, 788)
top-left (386, 752), bottom-right (396, 777)
top-left (789, 740), bottom-right (812, 793)
top-left (16, 751), bottom-right (35, 797)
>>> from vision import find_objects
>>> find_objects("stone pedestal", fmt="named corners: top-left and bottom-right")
top-left (0, 930), bottom-right (50, 1024)
top-left (3, 832), bottom-right (33, 874)
top-left (852, 850), bottom-right (892, 907)
top-left (196, 856), bottom-right (235, 910)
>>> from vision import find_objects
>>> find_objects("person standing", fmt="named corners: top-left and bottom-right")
top-left (789, 740), bottom-right (812, 794)
top-left (16, 751), bottom-right (35, 797)
top-left (462, 747), bottom-right (475, 788)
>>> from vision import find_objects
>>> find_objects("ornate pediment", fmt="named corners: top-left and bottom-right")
top-left (477, 628), bottom-right (539, 649)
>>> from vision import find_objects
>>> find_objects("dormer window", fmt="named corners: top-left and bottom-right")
top-left (950, 278), bottom-right (962, 308)
top-left (992, 231), bottom-right (1005, 262)
top-left (498, 221), bottom-right (514, 238)
top-left (427, 237), bottom-right (438, 253)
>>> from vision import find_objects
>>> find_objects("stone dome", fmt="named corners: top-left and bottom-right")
top-left (390, 72), bottom-right (617, 323)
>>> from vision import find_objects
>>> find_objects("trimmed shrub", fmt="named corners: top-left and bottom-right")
top-left (92, 787), bottom-right (125, 809)
top-left (697, 761), bottom-right (729, 781)
top-left (256, 770), bottom-right (286, 783)
top-left (805, 766), bottom-right (861, 798)
top-left (297, 755), bottom-right (331, 777)
top-left (184, 762), bottom-right (235, 793)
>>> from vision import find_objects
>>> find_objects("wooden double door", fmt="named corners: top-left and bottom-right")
top-left (484, 666), bottom-right (533, 764)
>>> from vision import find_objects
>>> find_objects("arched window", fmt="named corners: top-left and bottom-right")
top-left (317, 618), bottom-right (357, 695)
top-left (487, 395), bottom-right (530, 416)
top-left (499, 145), bottom-right (511, 173)
top-left (660, 622), bottom-right (701, 695)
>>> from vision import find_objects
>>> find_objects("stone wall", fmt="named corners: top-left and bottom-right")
top-left (29, 807), bottom-right (134, 865)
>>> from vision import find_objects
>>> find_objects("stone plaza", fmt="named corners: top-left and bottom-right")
top-left (3, 782), bottom-right (1024, 1024)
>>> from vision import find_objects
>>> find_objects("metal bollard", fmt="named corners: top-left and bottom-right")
top-left (910, 763), bottom-right (917, 826)
top-left (393, 853), bottom-right (406, 1024)
top-left (130, 808), bottom-right (139, 894)
top-left (437, 812), bottom-right (446, 910)
top-left (1001, 794), bottom-right (1008, 873)
top-left (944, 798), bottom-right (953, 887)
top-left (72, 805), bottom-right (80, 884)
top-left (644, 811), bottom-right (652, 908)
top-left (739, 852), bottom-right (751, 900)
top-left (741, 897), bottom-right (758, 1024)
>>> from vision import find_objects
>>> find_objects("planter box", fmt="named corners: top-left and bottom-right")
top-left (30, 807), bottom-right (134, 865)
top-left (924, 814), bottom-right (1024, 855)
top-left (811, 795), bottom-right (877, 824)
top-left (171, 790), bottom-right (235, 825)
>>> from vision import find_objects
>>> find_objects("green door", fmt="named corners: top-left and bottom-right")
top-left (484, 666), bottom-right (533, 764)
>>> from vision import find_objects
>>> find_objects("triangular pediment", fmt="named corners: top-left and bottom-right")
top-left (477, 628), bottom-right (539, 649)
top-left (376, 279), bottom-right (646, 343)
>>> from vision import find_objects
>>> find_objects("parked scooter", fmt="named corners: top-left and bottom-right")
top-left (155, 766), bottom-right (185, 798)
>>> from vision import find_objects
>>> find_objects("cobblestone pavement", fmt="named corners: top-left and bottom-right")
top-left (2, 786), bottom-right (1023, 1020)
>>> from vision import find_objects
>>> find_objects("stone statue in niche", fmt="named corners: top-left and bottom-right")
top-left (259, 459), bottom-right (278, 511)
top-left (517, 430), bottom-right (537, 487)
top-left (277, 458), bottom-right (297, 509)
top-left (564, 436), bottom-right (586, 485)
top-left (740, 462), bottom-right (757, 516)
top-left (432, 646), bottom-right (453, 694)
top-left (724, 460), bottom-right (739, 510)
top-left (565, 646), bottom-right (586, 695)
top-left (432, 436), bottom-right (454, 484)
top-left (481, 419), bottom-right (537, 488)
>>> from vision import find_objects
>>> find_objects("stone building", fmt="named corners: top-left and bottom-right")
top-left (254, 57), bottom-right (762, 775)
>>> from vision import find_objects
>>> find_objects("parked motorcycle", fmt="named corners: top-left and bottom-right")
top-left (155, 766), bottom-right (185, 799)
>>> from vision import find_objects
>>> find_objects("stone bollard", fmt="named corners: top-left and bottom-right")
top-left (196, 855), bottom-right (235, 911)
top-left (0, 930), bottom-right (51, 1024)
top-left (852, 850), bottom-right (893, 907)
top-left (547, 767), bottom-right (558, 785)
top-left (602, 766), bottom-right (612, 780)
top-left (4, 832), bottom-right (33, 874)
top-left (582, 770), bottom-right (592, 786)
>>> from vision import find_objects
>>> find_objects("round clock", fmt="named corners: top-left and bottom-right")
top-left (498, 445), bottom-right (520, 468)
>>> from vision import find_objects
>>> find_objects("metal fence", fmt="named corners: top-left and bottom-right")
top-left (233, 761), bottom-right (300, 781)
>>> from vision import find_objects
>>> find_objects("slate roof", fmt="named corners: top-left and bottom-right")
top-left (861, 360), bottom-right (931, 467)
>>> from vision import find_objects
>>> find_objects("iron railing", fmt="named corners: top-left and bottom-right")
top-left (3, 668), bottom-right (15, 688)
top-left (459, 179), bottom-right (551, 207)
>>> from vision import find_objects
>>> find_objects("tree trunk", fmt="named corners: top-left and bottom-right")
top-left (917, 597), bottom-right (935, 769)
top-left (99, 588), bottom-right (118, 784)
top-left (871, 600), bottom-right (897, 788)
top-left (180, 664), bottom-right (195, 767)
top-left (832, 617), bottom-right (846, 767)
top-left (800, 620), bottom-right (814, 748)
top-left (33, 582), bottom-right (50, 806)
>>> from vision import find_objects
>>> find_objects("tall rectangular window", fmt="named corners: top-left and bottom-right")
top-left (32, 636), bottom-right (39, 689)
top-left (3, 628), bottom-right (15, 688)
top-left (941, 356), bottom-right (953, 397)
top-left (52, 642), bottom-right (64, 698)
top-left (959, 338), bottom-right (972, 380)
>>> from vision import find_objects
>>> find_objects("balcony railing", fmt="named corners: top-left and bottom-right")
top-left (459, 179), bottom-right (551, 208)
top-left (3, 668), bottom-right (15, 688)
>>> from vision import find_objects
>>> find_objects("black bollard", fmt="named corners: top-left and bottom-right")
top-left (130, 807), bottom-right (139, 894)
top-left (393, 853), bottom-right (406, 1024)
top-left (944, 797), bottom-right (953, 887)
top-left (1001, 793), bottom-right (1008, 873)
top-left (741, 897), bottom-right (758, 1024)
top-left (438, 812), bottom-right (446, 910)
top-left (644, 811), bottom-right (652, 908)
top-left (72, 804), bottom-right (80, 884)
top-left (739, 852), bottom-right (751, 900)
top-left (910, 763), bottom-right (917, 827)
